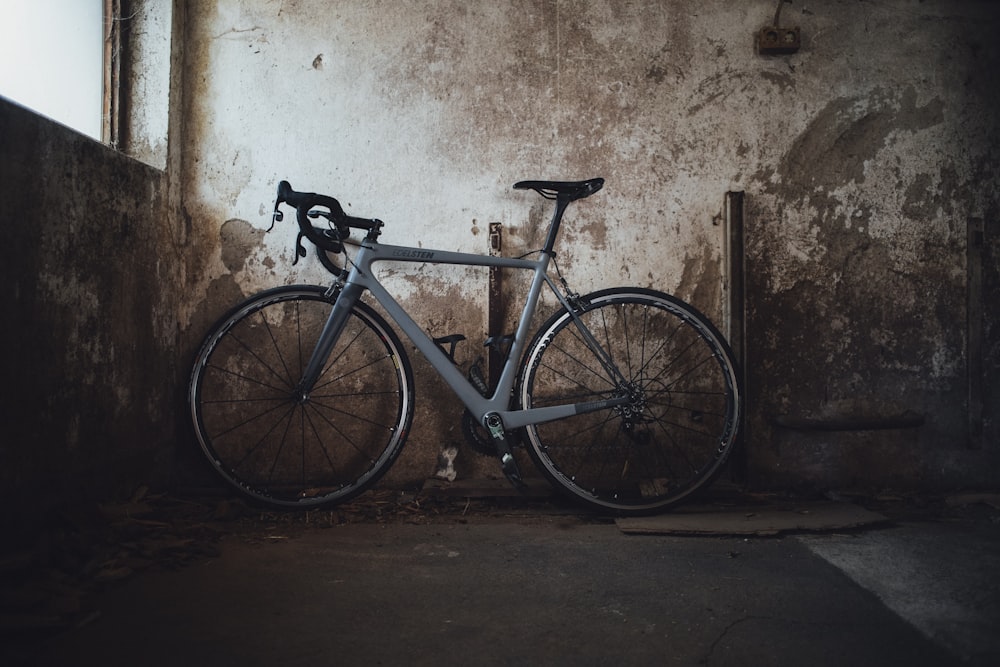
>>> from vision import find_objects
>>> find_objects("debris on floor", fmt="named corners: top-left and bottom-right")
top-left (0, 487), bottom-right (223, 640)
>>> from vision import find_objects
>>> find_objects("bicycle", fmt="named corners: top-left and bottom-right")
top-left (188, 178), bottom-right (742, 515)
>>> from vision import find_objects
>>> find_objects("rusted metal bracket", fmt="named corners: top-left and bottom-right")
top-left (968, 217), bottom-right (984, 449)
top-left (725, 191), bottom-right (747, 482)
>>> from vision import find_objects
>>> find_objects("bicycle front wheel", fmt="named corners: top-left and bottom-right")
top-left (519, 288), bottom-right (741, 515)
top-left (189, 285), bottom-right (414, 509)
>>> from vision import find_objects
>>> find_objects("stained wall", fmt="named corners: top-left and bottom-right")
top-left (0, 96), bottom-right (183, 527)
top-left (741, 4), bottom-right (1000, 491)
top-left (177, 0), bottom-right (999, 492)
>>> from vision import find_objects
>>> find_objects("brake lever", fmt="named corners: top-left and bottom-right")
top-left (308, 209), bottom-right (346, 242)
top-left (266, 205), bottom-right (283, 233)
top-left (292, 231), bottom-right (307, 265)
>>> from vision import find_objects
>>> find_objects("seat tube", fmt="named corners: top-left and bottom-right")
top-left (295, 281), bottom-right (364, 399)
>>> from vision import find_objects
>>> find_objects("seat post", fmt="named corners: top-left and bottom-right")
top-left (541, 197), bottom-right (572, 254)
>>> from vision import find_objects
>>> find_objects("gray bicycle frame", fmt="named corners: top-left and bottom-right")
top-left (296, 239), bottom-right (629, 430)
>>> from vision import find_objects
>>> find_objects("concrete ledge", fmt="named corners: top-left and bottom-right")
top-left (617, 501), bottom-right (889, 536)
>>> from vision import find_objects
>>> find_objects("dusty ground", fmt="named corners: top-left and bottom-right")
top-left (2, 482), bottom-right (998, 656)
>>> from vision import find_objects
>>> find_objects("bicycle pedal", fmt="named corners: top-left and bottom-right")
top-left (500, 453), bottom-right (526, 490)
top-left (485, 412), bottom-right (526, 490)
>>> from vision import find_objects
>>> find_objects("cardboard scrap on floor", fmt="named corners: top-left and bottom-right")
top-left (616, 502), bottom-right (888, 536)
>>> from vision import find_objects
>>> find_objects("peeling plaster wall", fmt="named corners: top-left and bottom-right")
top-left (742, 4), bottom-right (1000, 492)
top-left (181, 1), bottom-right (1000, 493)
top-left (0, 96), bottom-right (184, 528)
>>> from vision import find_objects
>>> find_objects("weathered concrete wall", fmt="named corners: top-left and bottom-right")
top-left (0, 96), bottom-right (183, 528)
top-left (180, 0), bottom-right (1000, 493)
top-left (741, 2), bottom-right (1000, 493)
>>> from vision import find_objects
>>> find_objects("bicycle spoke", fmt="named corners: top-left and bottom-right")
top-left (213, 337), bottom-right (291, 392)
top-left (263, 307), bottom-right (305, 388)
top-left (305, 401), bottom-right (390, 459)
top-left (308, 388), bottom-right (403, 403)
top-left (206, 396), bottom-right (295, 442)
top-left (262, 403), bottom-right (298, 488)
top-left (201, 361), bottom-right (293, 398)
top-left (312, 324), bottom-right (370, 391)
top-left (313, 350), bottom-right (395, 394)
top-left (548, 335), bottom-right (616, 386)
top-left (229, 400), bottom-right (297, 473)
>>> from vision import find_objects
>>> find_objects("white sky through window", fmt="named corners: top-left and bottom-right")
top-left (0, 0), bottom-right (104, 140)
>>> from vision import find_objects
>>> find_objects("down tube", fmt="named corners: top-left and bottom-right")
top-left (356, 275), bottom-right (495, 418)
top-left (358, 243), bottom-right (547, 401)
top-left (367, 273), bottom-right (593, 428)
top-left (355, 254), bottom-right (618, 428)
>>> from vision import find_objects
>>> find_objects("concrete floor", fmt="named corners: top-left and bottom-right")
top-left (3, 494), bottom-right (999, 667)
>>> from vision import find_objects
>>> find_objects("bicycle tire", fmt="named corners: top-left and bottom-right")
top-left (518, 287), bottom-right (741, 515)
top-left (189, 285), bottom-right (414, 509)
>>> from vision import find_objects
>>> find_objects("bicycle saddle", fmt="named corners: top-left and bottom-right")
top-left (513, 178), bottom-right (604, 201)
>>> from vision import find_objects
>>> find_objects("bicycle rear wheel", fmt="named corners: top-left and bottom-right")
top-left (518, 288), bottom-right (741, 515)
top-left (189, 285), bottom-right (414, 509)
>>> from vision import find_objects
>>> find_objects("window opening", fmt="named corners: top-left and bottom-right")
top-left (0, 0), bottom-right (106, 141)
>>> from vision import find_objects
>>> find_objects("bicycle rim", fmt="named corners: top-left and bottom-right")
top-left (189, 285), bottom-right (414, 509)
top-left (519, 288), bottom-right (741, 515)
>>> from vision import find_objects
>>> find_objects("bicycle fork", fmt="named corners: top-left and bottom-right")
top-left (293, 281), bottom-right (364, 403)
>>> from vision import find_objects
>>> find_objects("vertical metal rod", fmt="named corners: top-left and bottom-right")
top-left (725, 191), bottom-right (748, 481)
top-left (488, 222), bottom-right (503, 390)
top-left (724, 192), bottom-right (746, 361)
top-left (967, 217), bottom-right (984, 449)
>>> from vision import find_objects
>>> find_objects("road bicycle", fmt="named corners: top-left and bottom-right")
top-left (188, 178), bottom-right (742, 515)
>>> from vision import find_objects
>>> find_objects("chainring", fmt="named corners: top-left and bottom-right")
top-left (461, 409), bottom-right (498, 456)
